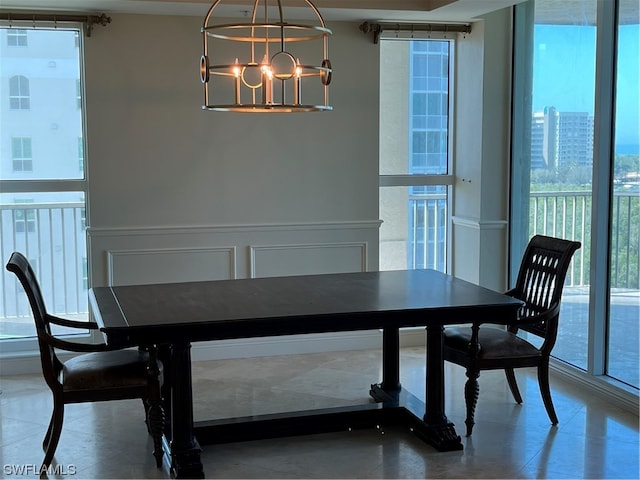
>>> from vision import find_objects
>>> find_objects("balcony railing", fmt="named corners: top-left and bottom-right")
top-left (530, 190), bottom-right (639, 289)
top-left (406, 189), bottom-right (638, 290)
top-left (409, 191), bottom-right (447, 271)
top-left (1, 202), bottom-right (87, 336)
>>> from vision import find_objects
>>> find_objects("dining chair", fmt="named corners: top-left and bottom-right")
top-left (443, 235), bottom-right (581, 436)
top-left (5, 251), bottom-right (164, 469)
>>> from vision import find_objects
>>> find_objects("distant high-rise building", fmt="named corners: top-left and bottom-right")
top-left (530, 106), bottom-right (593, 170)
top-left (557, 111), bottom-right (594, 166)
top-left (531, 112), bottom-right (547, 169)
top-left (543, 106), bottom-right (559, 169)
top-left (409, 41), bottom-right (449, 176)
top-left (532, 106), bottom-right (559, 169)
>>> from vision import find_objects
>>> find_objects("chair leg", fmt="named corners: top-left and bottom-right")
top-left (42, 397), bottom-right (64, 468)
top-left (142, 398), bottom-right (152, 434)
top-left (147, 398), bottom-right (165, 468)
top-left (505, 368), bottom-right (523, 404)
top-left (538, 361), bottom-right (558, 425)
top-left (464, 368), bottom-right (480, 436)
top-left (43, 409), bottom-right (55, 450)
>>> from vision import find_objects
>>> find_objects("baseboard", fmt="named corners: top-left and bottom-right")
top-left (0, 350), bottom-right (77, 376)
top-left (551, 358), bottom-right (639, 415)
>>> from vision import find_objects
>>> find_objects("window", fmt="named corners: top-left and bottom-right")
top-left (511, 0), bottom-right (639, 389)
top-left (7, 29), bottom-right (27, 47)
top-left (11, 137), bottom-right (33, 172)
top-left (1, 25), bottom-right (89, 345)
top-left (9, 75), bottom-right (30, 109)
top-left (13, 200), bottom-right (36, 234)
top-left (379, 37), bottom-right (454, 272)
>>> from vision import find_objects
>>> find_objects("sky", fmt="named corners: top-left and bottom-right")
top-left (532, 24), bottom-right (640, 149)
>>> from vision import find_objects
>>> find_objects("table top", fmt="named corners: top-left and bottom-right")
top-left (90, 269), bottom-right (523, 346)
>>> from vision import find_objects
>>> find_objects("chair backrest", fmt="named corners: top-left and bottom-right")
top-left (511, 235), bottom-right (581, 347)
top-left (6, 252), bottom-right (62, 390)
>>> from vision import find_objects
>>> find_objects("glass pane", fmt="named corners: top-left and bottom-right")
top-left (528, 0), bottom-right (597, 370)
top-left (607, 0), bottom-right (639, 388)
top-left (0, 192), bottom-right (88, 339)
top-left (380, 186), bottom-right (448, 272)
top-left (380, 39), bottom-right (450, 176)
top-left (380, 38), bottom-right (451, 272)
top-left (0, 28), bottom-right (84, 180)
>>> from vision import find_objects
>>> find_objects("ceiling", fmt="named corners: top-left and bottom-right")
top-left (0, 0), bottom-right (527, 23)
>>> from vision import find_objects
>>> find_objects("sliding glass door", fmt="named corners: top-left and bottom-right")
top-left (512, 0), bottom-right (639, 389)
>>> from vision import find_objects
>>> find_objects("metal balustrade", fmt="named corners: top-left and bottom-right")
top-left (530, 191), bottom-right (592, 287)
top-left (530, 190), bottom-right (639, 289)
top-left (409, 191), bottom-right (447, 271)
top-left (1, 202), bottom-right (87, 334)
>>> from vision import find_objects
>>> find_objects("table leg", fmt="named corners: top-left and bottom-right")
top-left (168, 342), bottom-right (204, 479)
top-left (423, 324), bottom-right (462, 450)
top-left (370, 327), bottom-right (401, 403)
top-left (158, 344), bottom-right (172, 441)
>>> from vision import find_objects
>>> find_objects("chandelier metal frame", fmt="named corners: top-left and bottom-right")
top-left (201, 0), bottom-right (333, 112)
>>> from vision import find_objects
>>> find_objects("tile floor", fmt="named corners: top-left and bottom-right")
top-left (0, 347), bottom-right (638, 479)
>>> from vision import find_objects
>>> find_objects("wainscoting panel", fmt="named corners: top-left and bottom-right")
top-left (250, 242), bottom-right (367, 278)
top-left (107, 247), bottom-right (236, 286)
top-left (88, 221), bottom-right (381, 286)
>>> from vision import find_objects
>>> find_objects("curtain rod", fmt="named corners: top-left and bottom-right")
top-left (0, 12), bottom-right (111, 36)
top-left (359, 21), bottom-right (471, 44)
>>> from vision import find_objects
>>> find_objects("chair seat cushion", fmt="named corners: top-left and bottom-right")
top-left (61, 349), bottom-right (150, 392)
top-left (444, 325), bottom-right (541, 360)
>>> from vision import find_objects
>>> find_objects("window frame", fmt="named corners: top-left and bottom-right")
top-left (379, 33), bottom-right (456, 274)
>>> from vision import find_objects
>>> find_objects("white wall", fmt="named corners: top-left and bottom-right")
top-left (84, 15), bottom-right (381, 286)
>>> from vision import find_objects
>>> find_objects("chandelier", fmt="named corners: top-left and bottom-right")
top-left (200, 0), bottom-right (333, 112)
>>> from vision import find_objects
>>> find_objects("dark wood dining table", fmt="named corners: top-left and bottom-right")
top-left (89, 269), bottom-right (523, 478)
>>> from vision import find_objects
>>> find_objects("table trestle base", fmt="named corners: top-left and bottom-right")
top-left (190, 388), bottom-right (462, 452)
